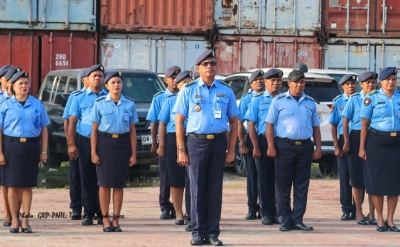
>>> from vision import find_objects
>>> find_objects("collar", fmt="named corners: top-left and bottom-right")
top-left (264, 90), bottom-right (281, 97)
top-left (285, 91), bottom-right (306, 100)
top-left (343, 93), bottom-right (349, 100)
top-left (164, 88), bottom-right (175, 97)
top-left (105, 94), bottom-right (127, 103)
top-left (10, 95), bottom-right (33, 107)
top-left (198, 78), bottom-right (218, 88)
top-left (86, 87), bottom-right (107, 95)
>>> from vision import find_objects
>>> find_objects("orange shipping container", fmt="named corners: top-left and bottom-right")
top-left (100, 0), bottom-right (214, 34)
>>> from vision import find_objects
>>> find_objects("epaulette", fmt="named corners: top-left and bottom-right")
top-left (0, 97), bottom-right (10, 105)
top-left (96, 96), bottom-right (106, 102)
top-left (184, 80), bottom-right (197, 87)
top-left (254, 92), bottom-right (263, 98)
top-left (153, 91), bottom-right (164, 97)
top-left (306, 95), bottom-right (315, 102)
top-left (167, 94), bottom-right (177, 98)
top-left (125, 96), bottom-right (134, 102)
top-left (74, 91), bottom-right (84, 97)
top-left (220, 80), bottom-right (231, 88)
top-left (277, 93), bottom-right (285, 99)
top-left (368, 89), bottom-right (377, 96)
top-left (350, 92), bottom-right (360, 97)
top-left (333, 94), bottom-right (342, 101)
top-left (70, 89), bottom-right (81, 96)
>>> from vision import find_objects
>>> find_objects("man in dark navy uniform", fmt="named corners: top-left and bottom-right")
top-left (174, 50), bottom-right (238, 246)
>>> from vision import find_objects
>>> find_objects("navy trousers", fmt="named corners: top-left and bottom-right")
top-left (187, 134), bottom-right (227, 239)
top-left (78, 136), bottom-right (99, 217)
top-left (274, 138), bottom-right (313, 225)
top-left (185, 168), bottom-right (191, 220)
top-left (69, 157), bottom-right (82, 212)
top-left (255, 136), bottom-right (276, 217)
top-left (159, 156), bottom-right (173, 211)
top-left (337, 135), bottom-right (355, 214)
top-left (244, 134), bottom-right (259, 213)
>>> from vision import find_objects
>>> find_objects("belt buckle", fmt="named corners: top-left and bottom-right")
top-left (390, 132), bottom-right (397, 137)
top-left (294, 141), bottom-right (301, 146)
top-left (20, 138), bottom-right (27, 143)
top-left (112, 134), bottom-right (119, 139)
top-left (206, 135), bottom-right (214, 140)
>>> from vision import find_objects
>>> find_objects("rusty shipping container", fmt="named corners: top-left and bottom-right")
top-left (101, 33), bottom-right (211, 73)
top-left (322, 0), bottom-right (400, 37)
top-left (214, 0), bottom-right (321, 36)
top-left (323, 38), bottom-right (400, 83)
top-left (0, 30), bottom-right (98, 96)
top-left (0, 0), bottom-right (96, 31)
top-left (100, 0), bottom-right (214, 34)
top-left (214, 35), bottom-right (322, 75)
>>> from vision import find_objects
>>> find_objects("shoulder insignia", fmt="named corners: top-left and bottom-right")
top-left (277, 93), bottom-right (285, 99)
top-left (364, 98), bottom-right (371, 106)
top-left (220, 80), bottom-right (231, 88)
top-left (96, 96), bottom-right (106, 102)
top-left (242, 92), bottom-right (251, 97)
top-left (306, 95), bottom-right (315, 102)
top-left (167, 94), bottom-right (177, 98)
top-left (184, 80), bottom-right (197, 87)
top-left (74, 91), bottom-right (84, 97)
top-left (125, 96), bottom-right (134, 102)
top-left (368, 89), bottom-right (377, 96)
top-left (0, 97), bottom-right (10, 105)
top-left (350, 92), bottom-right (360, 97)
top-left (254, 92), bottom-right (263, 98)
top-left (333, 95), bottom-right (342, 101)
top-left (153, 91), bottom-right (164, 97)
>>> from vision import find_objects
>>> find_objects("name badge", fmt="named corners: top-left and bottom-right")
top-left (214, 108), bottom-right (221, 119)
top-left (123, 111), bottom-right (129, 122)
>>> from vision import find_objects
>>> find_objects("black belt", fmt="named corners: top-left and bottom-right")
top-left (79, 135), bottom-right (90, 141)
top-left (277, 137), bottom-right (310, 146)
top-left (188, 132), bottom-right (225, 140)
top-left (99, 132), bottom-right (129, 139)
top-left (3, 135), bottom-right (39, 143)
top-left (351, 130), bottom-right (361, 134)
top-left (370, 128), bottom-right (400, 137)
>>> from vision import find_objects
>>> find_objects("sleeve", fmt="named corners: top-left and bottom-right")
top-left (40, 102), bottom-right (50, 127)
top-left (0, 103), bottom-right (6, 128)
top-left (244, 97), bottom-right (258, 122)
top-left (265, 97), bottom-right (278, 124)
top-left (226, 88), bottom-right (239, 118)
top-left (158, 100), bottom-right (171, 124)
top-left (62, 95), bottom-right (74, 119)
top-left (360, 96), bottom-right (373, 120)
top-left (90, 101), bottom-right (101, 123)
top-left (342, 97), bottom-right (354, 119)
top-left (237, 95), bottom-right (248, 122)
top-left (146, 95), bottom-right (161, 123)
top-left (328, 99), bottom-right (340, 125)
top-left (130, 102), bottom-right (139, 125)
top-left (69, 94), bottom-right (81, 118)
top-left (311, 102), bottom-right (320, 127)
top-left (173, 86), bottom-right (189, 117)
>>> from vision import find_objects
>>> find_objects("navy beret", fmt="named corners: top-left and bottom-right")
top-left (249, 70), bottom-right (264, 84)
top-left (10, 70), bottom-right (29, 84)
top-left (263, 69), bottom-right (283, 79)
top-left (104, 71), bottom-right (122, 84)
top-left (379, 67), bottom-right (397, 80)
top-left (358, 71), bottom-right (378, 82)
top-left (175, 71), bottom-right (192, 83)
top-left (0, 65), bottom-right (13, 78)
top-left (5, 67), bottom-right (22, 81)
top-left (339, 74), bottom-right (357, 85)
top-left (165, 66), bottom-right (181, 78)
top-left (288, 70), bottom-right (305, 82)
top-left (195, 50), bottom-right (215, 66)
top-left (84, 64), bottom-right (104, 77)
top-left (192, 71), bottom-right (200, 79)
top-left (293, 63), bottom-right (308, 73)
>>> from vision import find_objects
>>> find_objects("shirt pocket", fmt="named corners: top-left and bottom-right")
top-left (375, 104), bottom-right (389, 116)
top-left (100, 109), bottom-right (113, 125)
top-left (259, 104), bottom-right (270, 119)
top-left (215, 97), bottom-right (229, 113)
top-left (80, 103), bottom-right (93, 116)
top-left (4, 109), bottom-right (18, 126)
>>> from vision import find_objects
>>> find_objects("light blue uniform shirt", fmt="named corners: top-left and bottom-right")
top-left (0, 95), bottom-right (50, 137)
top-left (69, 87), bottom-right (107, 137)
top-left (91, 94), bottom-right (139, 134)
top-left (329, 93), bottom-right (349, 135)
top-left (244, 90), bottom-right (277, 135)
top-left (63, 88), bottom-right (85, 134)
top-left (0, 90), bottom-right (10, 102)
top-left (360, 89), bottom-right (400, 132)
top-left (238, 91), bottom-right (257, 122)
top-left (266, 91), bottom-right (319, 140)
top-left (173, 78), bottom-right (238, 134)
top-left (341, 92), bottom-right (365, 131)
top-left (146, 88), bottom-right (175, 123)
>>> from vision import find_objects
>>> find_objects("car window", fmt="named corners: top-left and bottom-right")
top-left (40, 75), bottom-right (56, 102)
top-left (50, 76), bottom-right (68, 103)
top-left (121, 73), bottom-right (165, 103)
top-left (66, 76), bottom-right (78, 94)
top-left (280, 81), bottom-right (341, 102)
top-left (227, 77), bottom-right (247, 100)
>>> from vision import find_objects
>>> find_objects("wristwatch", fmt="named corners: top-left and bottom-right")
top-left (179, 146), bottom-right (186, 152)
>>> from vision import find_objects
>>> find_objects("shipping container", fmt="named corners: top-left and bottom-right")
top-left (0, 0), bottom-right (96, 31)
top-left (214, 0), bottom-right (321, 36)
top-left (323, 38), bottom-right (400, 83)
top-left (213, 35), bottom-right (322, 75)
top-left (322, 0), bottom-right (400, 37)
top-left (0, 30), bottom-right (98, 96)
top-left (100, 0), bottom-right (214, 34)
top-left (101, 33), bottom-right (211, 73)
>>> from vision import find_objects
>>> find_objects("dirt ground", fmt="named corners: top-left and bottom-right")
top-left (1, 173), bottom-right (400, 246)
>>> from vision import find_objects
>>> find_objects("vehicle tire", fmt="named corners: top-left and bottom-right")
top-left (43, 151), bottom-right (62, 168)
top-left (234, 141), bottom-right (247, 177)
top-left (318, 155), bottom-right (338, 176)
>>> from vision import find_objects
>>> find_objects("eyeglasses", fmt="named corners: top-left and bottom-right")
top-left (200, 61), bottom-right (217, 67)
top-left (343, 82), bottom-right (356, 85)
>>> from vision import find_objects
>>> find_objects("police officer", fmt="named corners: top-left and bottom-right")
top-left (244, 69), bottom-right (282, 225)
top-left (266, 70), bottom-right (322, 231)
top-left (90, 71), bottom-right (139, 232)
top-left (174, 50), bottom-right (238, 246)
top-left (157, 71), bottom-right (192, 227)
top-left (237, 70), bottom-right (265, 220)
top-left (68, 64), bottom-right (107, 225)
top-left (1, 66), bottom-right (21, 101)
top-left (360, 67), bottom-right (400, 232)
top-left (0, 71), bottom-right (50, 233)
top-left (342, 71), bottom-right (377, 225)
top-left (0, 65), bottom-right (12, 101)
top-left (62, 70), bottom-right (89, 220)
top-left (147, 66), bottom-right (180, 219)
top-left (329, 74), bottom-right (357, 221)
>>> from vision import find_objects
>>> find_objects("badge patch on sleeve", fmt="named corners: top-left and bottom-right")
top-left (364, 98), bottom-right (371, 106)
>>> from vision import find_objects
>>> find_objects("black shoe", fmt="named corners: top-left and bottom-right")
top-left (21, 225), bottom-right (32, 233)
top-left (385, 221), bottom-right (400, 232)
top-left (103, 226), bottom-right (113, 232)
top-left (98, 217), bottom-right (103, 225)
top-left (367, 214), bottom-right (377, 225)
top-left (185, 222), bottom-right (192, 232)
top-left (3, 221), bottom-right (11, 227)
top-left (350, 212), bottom-right (356, 220)
top-left (257, 212), bottom-right (262, 219)
top-left (376, 225), bottom-right (386, 232)
top-left (272, 216), bottom-right (280, 224)
top-left (293, 223), bottom-right (314, 231)
top-left (71, 214), bottom-right (81, 220)
top-left (190, 236), bottom-right (204, 245)
top-left (113, 225), bottom-right (122, 232)
top-left (356, 216), bottom-right (368, 225)
top-left (341, 213), bottom-right (351, 221)
top-left (9, 227), bottom-right (19, 233)
top-left (170, 209), bottom-right (176, 219)
top-left (82, 216), bottom-right (93, 225)
top-left (261, 216), bottom-right (272, 225)
top-left (175, 220), bottom-right (184, 225)
top-left (279, 223), bottom-right (290, 231)
top-left (245, 211), bottom-right (257, 220)
top-left (206, 237), bottom-right (223, 246)
top-left (160, 209), bottom-right (171, 219)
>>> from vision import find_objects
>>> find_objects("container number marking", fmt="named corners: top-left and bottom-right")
top-left (55, 53), bottom-right (69, 67)
top-left (298, 50), bottom-right (308, 57)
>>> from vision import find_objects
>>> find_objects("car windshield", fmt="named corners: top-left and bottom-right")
top-left (120, 73), bottom-right (164, 103)
top-left (281, 81), bottom-right (341, 102)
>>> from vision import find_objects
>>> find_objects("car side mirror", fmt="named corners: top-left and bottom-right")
top-left (55, 94), bottom-right (69, 107)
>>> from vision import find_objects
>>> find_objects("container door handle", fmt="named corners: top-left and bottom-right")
top-left (292, 0), bottom-right (296, 34)
top-left (381, 42), bottom-right (385, 69)
top-left (351, 0), bottom-right (370, 34)
top-left (272, 0), bottom-right (276, 33)
top-left (366, 41), bottom-right (370, 71)
top-left (345, 40), bottom-right (349, 71)
top-left (346, 0), bottom-right (350, 34)
top-left (381, 0), bottom-right (387, 35)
